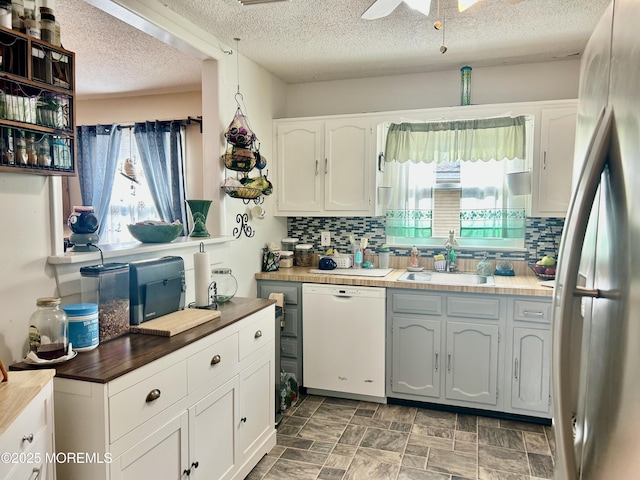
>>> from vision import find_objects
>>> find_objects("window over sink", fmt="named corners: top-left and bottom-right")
top-left (382, 115), bottom-right (533, 249)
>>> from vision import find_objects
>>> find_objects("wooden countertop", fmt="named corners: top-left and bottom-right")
top-left (255, 267), bottom-right (554, 297)
top-left (10, 297), bottom-right (275, 384)
top-left (0, 370), bottom-right (55, 436)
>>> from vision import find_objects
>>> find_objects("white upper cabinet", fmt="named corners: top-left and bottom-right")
top-left (532, 103), bottom-right (578, 217)
top-left (274, 117), bottom-right (377, 216)
top-left (275, 120), bottom-right (324, 214)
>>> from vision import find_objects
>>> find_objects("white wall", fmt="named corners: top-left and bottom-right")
top-left (284, 59), bottom-right (581, 117)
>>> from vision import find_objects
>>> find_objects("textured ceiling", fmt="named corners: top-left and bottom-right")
top-left (59, 0), bottom-right (610, 98)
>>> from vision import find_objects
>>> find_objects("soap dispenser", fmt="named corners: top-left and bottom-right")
top-left (409, 246), bottom-right (420, 268)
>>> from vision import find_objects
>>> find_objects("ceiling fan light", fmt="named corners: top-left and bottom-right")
top-left (458, 0), bottom-right (479, 12)
top-left (404, 0), bottom-right (432, 16)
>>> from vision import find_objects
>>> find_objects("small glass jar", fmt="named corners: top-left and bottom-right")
top-left (11, 0), bottom-right (24, 31)
top-left (279, 251), bottom-right (294, 268)
top-left (281, 237), bottom-right (299, 252)
top-left (39, 9), bottom-right (54, 44)
top-left (29, 297), bottom-right (69, 360)
top-left (25, 132), bottom-right (36, 165)
top-left (68, 205), bottom-right (99, 234)
top-left (37, 135), bottom-right (51, 166)
top-left (294, 244), bottom-right (314, 267)
top-left (15, 130), bottom-right (27, 165)
top-left (210, 268), bottom-right (237, 303)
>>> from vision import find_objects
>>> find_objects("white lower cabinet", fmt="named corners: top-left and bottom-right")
top-left (111, 412), bottom-right (189, 480)
top-left (0, 371), bottom-right (56, 480)
top-left (387, 289), bottom-right (552, 419)
top-left (189, 377), bottom-right (238, 480)
top-left (54, 305), bottom-right (276, 480)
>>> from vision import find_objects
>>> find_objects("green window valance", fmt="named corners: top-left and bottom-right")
top-left (385, 115), bottom-right (526, 164)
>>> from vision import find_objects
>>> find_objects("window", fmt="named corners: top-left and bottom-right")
top-left (383, 115), bottom-right (532, 249)
top-left (101, 128), bottom-right (160, 244)
top-left (75, 121), bottom-right (188, 246)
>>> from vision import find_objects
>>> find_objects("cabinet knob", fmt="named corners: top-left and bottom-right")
top-left (191, 461), bottom-right (199, 470)
top-left (22, 433), bottom-right (34, 443)
top-left (241, 417), bottom-right (247, 423)
top-left (146, 389), bottom-right (161, 403)
top-left (254, 330), bottom-right (263, 339)
top-left (211, 354), bottom-right (222, 365)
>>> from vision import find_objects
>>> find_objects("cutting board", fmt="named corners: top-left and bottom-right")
top-left (130, 309), bottom-right (221, 337)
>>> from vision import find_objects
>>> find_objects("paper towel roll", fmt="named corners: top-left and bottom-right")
top-left (194, 250), bottom-right (211, 307)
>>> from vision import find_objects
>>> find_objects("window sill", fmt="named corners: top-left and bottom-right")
top-left (48, 236), bottom-right (235, 298)
top-left (48, 236), bottom-right (234, 265)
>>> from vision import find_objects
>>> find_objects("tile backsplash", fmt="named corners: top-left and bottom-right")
top-left (287, 216), bottom-right (564, 263)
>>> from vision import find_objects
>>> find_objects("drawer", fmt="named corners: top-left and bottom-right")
top-left (514, 299), bottom-right (552, 323)
top-left (239, 309), bottom-right (275, 361)
top-left (187, 332), bottom-right (239, 392)
top-left (109, 360), bottom-right (187, 443)
top-left (259, 283), bottom-right (299, 305)
top-left (447, 296), bottom-right (501, 320)
top-left (0, 383), bottom-right (52, 479)
top-left (280, 337), bottom-right (298, 358)
top-left (391, 292), bottom-right (443, 316)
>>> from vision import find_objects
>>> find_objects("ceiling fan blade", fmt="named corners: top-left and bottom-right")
top-left (404, 0), bottom-right (432, 16)
top-left (361, 0), bottom-right (403, 20)
top-left (458, 0), bottom-right (480, 12)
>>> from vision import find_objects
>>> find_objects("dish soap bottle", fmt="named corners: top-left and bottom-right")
top-left (410, 246), bottom-right (420, 269)
top-left (476, 254), bottom-right (492, 277)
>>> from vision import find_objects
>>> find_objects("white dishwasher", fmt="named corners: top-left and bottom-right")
top-left (302, 283), bottom-right (386, 401)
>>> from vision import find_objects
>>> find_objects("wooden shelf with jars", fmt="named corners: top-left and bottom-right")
top-left (0, 24), bottom-right (75, 176)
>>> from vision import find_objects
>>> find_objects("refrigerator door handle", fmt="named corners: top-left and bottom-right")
top-left (552, 105), bottom-right (613, 480)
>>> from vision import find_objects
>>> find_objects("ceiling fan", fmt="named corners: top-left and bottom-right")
top-left (361, 0), bottom-right (520, 20)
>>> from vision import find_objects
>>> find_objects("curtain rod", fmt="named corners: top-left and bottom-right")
top-left (116, 116), bottom-right (203, 133)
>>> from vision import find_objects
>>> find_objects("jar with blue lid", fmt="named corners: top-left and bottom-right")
top-left (62, 303), bottom-right (99, 351)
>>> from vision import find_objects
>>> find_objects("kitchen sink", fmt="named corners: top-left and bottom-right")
top-left (397, 270), bottom-right (495, 286)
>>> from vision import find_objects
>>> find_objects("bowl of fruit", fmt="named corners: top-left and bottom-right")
top-left (529, 256), bottom-right (556, 280)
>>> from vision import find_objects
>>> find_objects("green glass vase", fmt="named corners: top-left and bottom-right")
top-left (187, 199), bottom-right (212, 238)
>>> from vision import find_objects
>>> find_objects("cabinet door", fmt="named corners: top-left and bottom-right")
top-left (324, 118), bottom-right (373, 213)
top-left (275, 121), bottom-right (324, 214)
top-left (511, 327), bottom-right (551, 414)
top-left (110, 411), bottom-right (189, 480)
top-left (445, 321), bottom-right (499, 406)
top-left (238, 352), bottom-right (274, 461)
top-left (391, 316), bottom-right (441, 398)
top-left (189, 377), bottom-right (239, 480)
top-left (534, 105), bottom-right (577, 217)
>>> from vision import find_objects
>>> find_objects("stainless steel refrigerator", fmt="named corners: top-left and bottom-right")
top-left (552, 0), bottom-right (640, 478)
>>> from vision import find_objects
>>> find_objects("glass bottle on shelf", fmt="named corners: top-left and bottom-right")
top-left (37, 134), bottom-right (50, 166)
top-left (2, 127), bottom-right (14, 165)
top-left (15, 130), bottom-right (27, 164)
top-left (25, 131), bottom-right (36, 165)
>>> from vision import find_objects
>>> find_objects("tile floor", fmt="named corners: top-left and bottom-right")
top-left (246, 394), bottom-right (555, 480)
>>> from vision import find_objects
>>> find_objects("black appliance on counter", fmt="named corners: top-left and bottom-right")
top-left (129, 256), bottom-right (186, 325)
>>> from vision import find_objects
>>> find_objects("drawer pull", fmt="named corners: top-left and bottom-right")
top-left (210, 354), bottom-right (222, 365)
top-left (146, 389), bottom-right (161, 403)
top-left (254, 330), bottom-right (263, 339)
top-left (523, 310), bottom-right (545, 317)
top-left (514, 358), bottom-right (519, 379)
top-left (447, 353), bottom-right (452, 372)
top-left (435, 352), bottom-right (439, 371)
top-left (22, 433), bottom-right (34, 443)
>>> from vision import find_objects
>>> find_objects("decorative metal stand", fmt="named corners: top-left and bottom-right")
top-left (233, 213), bottom-right (255, 238)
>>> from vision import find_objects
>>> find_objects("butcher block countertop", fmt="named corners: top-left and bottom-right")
top-left (0, 370), bottom-right (55, 436)
top-left (10, 297), bottom-right (275, 384)
top-left (255, 265), bottom-right (554, 297)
